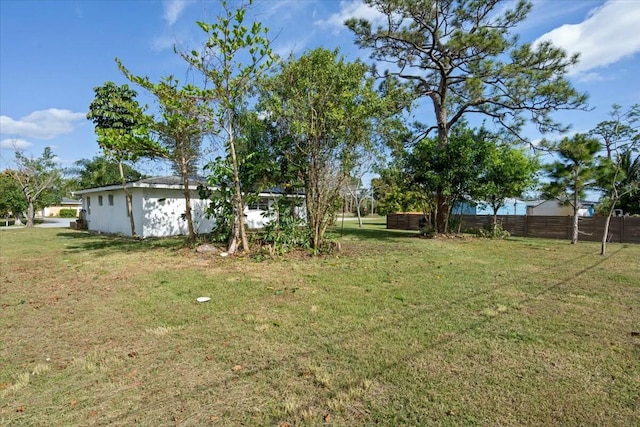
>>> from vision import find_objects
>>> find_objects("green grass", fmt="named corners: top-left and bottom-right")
top-left (1, 224), bottom-right (639, 426)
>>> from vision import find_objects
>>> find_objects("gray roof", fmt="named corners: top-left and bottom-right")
top-left (135, 176), bottom-right (207, 186)
top-left (73, 176), bottom-right (207, 195)
top-left (73, 176), bottom-right (305, 197)
top-left (60, 197), bottom-right (82, 204)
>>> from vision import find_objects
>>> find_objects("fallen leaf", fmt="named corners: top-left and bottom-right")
top-left (16, 406), bottom-right (25, 412)
top-left (128, 351), bottom-right (138, 358)
top-left (323, 413), bottom-right (332, 422)
top-left (70, 399), bottom-right (77, 409)
top-left (231, 364), bottom-right (242, 372)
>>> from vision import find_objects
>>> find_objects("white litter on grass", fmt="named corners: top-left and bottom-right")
top-left (196, 297), bottom-right (211, 303)
top-left (220, 252), bottom-right (229, 257)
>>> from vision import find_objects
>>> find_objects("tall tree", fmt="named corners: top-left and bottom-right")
top-left (476, 144), bottom-right (539, 233)
top-left (260, 48), bottom-right (390, 249)
top-left (590, 104), bottom-right (639, 255)
top-left (116, 67), bottom-right (209, 241)
top-left (178, 0), bottom-right (274, 254)
top-left (0, 171), bottom-right (28, 219)
top-left (87, 82), bottom-right (161, 237)
top-left (542, 134), bottom-right (600, 244)
top-left (8, 147), bottom-right (62, 227)
top-left (407, 124), bottom-right (493, 233)
top-left (346, 0), bottom-right (587, 232)
top-left (69, 156), bottom-right (146, 191)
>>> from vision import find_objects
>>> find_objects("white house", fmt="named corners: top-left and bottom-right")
top-left (73, 176), bottom-right (305, 238)
top-left (526, 199), bottom-right (596, 217)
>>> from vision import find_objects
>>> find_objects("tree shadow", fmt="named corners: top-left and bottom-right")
top-left (334, 222), bottom-right (419, 241)
top-left (57, 231), bottom-right (187, 256)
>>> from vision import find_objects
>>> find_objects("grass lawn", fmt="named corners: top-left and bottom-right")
top-left (1, 223), bottom-right (638, 426)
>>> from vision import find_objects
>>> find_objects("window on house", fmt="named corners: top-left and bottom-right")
top-left (247, 198), bottom-right (270, 211)
top-left (98, 195), bottom-right (103, 206)
top-left (86, 197), bottom-right (91, 214)
top-left (108, 194), bottom-right (114, 206)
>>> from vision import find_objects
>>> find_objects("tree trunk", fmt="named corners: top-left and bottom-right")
top-left (356, 199), bottom-right (363, 228)
top-left (600, 192), bottom-right (621, 255)
top-left (26, 198), bottom-right (35, 227)
top-left (119, 160), bottom-right (137, 237)
top-left (600, 205), bottom-right (615, 256)
top-left (226, 116), bottom-right (249, 254)
top-left (227, 217), bottom-right (239, 254)
top-left (571, 192), bottom-right (579, 244)
top-left (436, 193), bottom-right (449, 234)
top-left (434, 93), bottom-right (449, 234)
top-left (180, 165), bottom-right (195, 241)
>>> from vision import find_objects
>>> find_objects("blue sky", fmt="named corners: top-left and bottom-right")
top-left (1, 0), bottom-right (639, 176)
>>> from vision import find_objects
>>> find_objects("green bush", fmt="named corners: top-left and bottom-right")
top-left (260, 198), bottom-right (309, 255)
top-left (476, 223), bottom-right (510, 239)
top-left (59, 209), bottom-right (78, 218)
top-left (0, 219), bottom-right (15, 227)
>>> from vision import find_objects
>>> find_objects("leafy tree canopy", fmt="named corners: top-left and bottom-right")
top-left (68, 156), bottom-right (146, 191)
top-left (0, 171), bottom-right (28, 217)
top-left (8, 147), bottom-right (63, 226)
top-left (259, 47), bottom-right (395, 248)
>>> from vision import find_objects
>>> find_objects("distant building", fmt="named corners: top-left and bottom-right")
top-left (452, 198), bottom-right (528, 216)
top-left (526, 199), bottom-right (596, 217)
top-left (41, 197), bottom-right (82, 217)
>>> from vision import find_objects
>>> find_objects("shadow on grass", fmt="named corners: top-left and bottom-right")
top-left (57, 231), bottom-right (187, 256)
top-left (334, 223), bottom-right (419, 241)
top-left (260, 243), bottom-right (627, 423)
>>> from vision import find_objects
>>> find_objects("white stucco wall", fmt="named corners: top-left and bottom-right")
top-left (140, 188), bottom-right (216, 238)
top-left (80, 185), bottom-right (306, 238)
top-left (527, 200), bottom-right (596, 216)
top-left (82, 189), bottom-right (134, 236)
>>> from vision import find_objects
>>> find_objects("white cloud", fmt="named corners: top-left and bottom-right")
top-left (314, 0), bottom-right (385, 34)
top-left (534, 1), bottom-right (640, 76)
top-left (272, 32), bottom-right (315, 59)
top-left (257, 0), bottom-right (306, 20)
top-left (0, 108), bottom-right (86, 140)
top-left (152, 35), bottom-right (177, 52)
top-left (163, 0), bottom-right (194, 26)
top-left (0, 138), bottom-right (32, 150)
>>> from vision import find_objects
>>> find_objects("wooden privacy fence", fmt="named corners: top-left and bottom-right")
top-left (386, 213), bottom-right (640, 244)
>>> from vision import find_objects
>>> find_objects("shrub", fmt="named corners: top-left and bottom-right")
top-left (260, 198), bottom-right (309, 255)
top-left (418, 217), bottom-right (436, 238)
top-left (59, 209), bottom-right (78, 218)
top-left (476, 223), bottom-right (510, 239)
